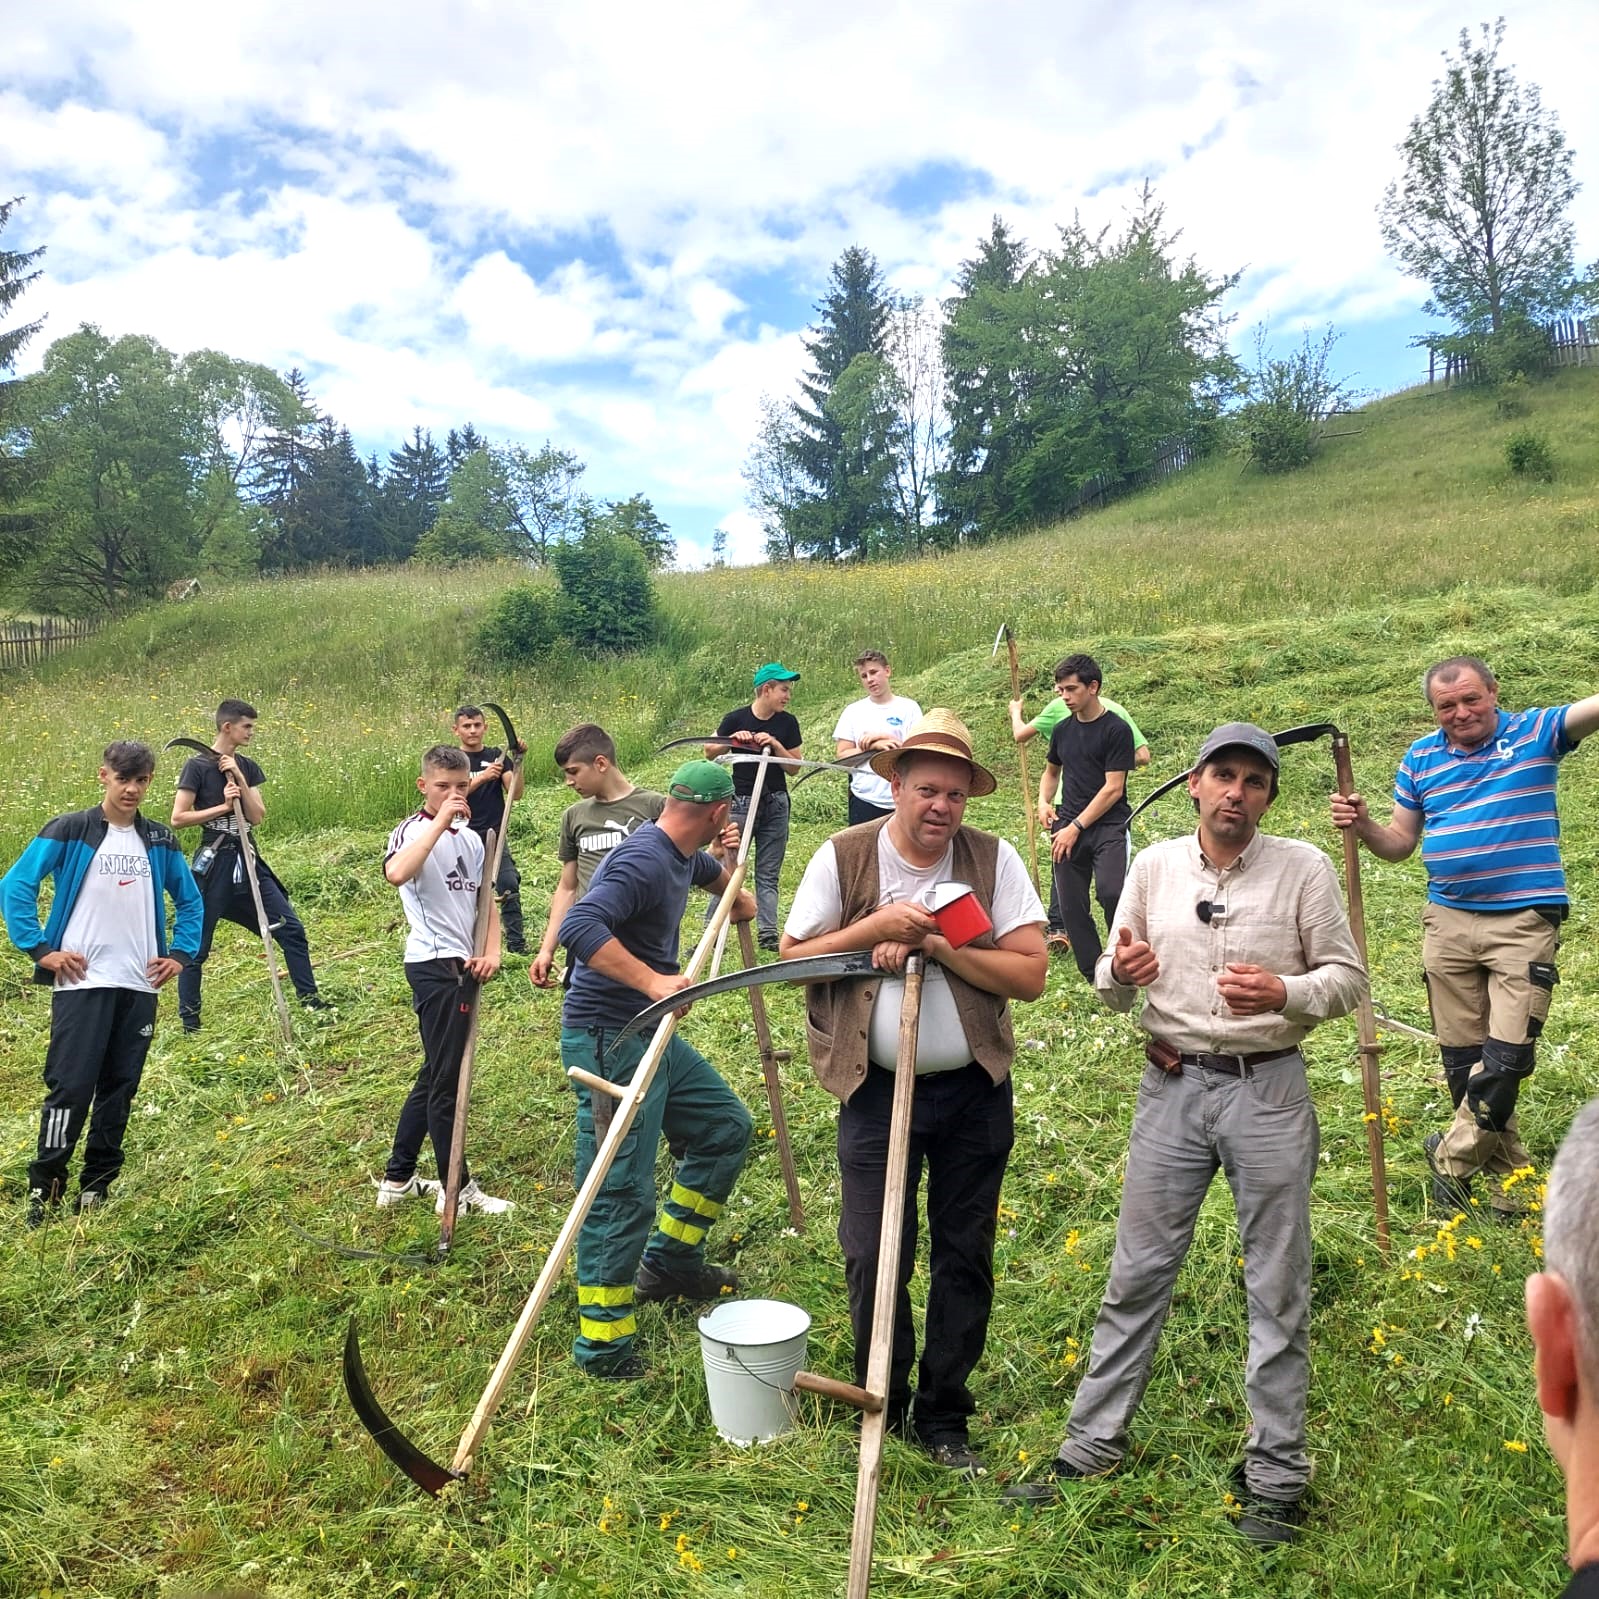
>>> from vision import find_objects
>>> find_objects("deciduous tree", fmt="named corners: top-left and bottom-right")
top-left (1379, 19), bottom-right (1590, 336)
top-left (499, 441), bottom-right (586, 563)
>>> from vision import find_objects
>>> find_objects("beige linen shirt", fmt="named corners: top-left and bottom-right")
top-left (1095, 829), bottom-right (1366, 1054)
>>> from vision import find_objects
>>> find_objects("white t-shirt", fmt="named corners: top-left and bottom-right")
top-left (386, 812), bottom-right (485, 963)
top-left (785, 827), bottom-right (1045, 1072)
top-left (57, 825), bottom-right (157, 992)
top-left (832, 695), bottom-right (923, 808)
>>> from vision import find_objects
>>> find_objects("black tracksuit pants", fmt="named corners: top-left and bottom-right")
top-left (385, 958), bottom-right (478, 1185)
top-left (837, 1061), bottom-right (1015, 1443)
top-left (176, 844), bottom-right (318, 1026)
top-left (1052, 817), bottom-right (1128, 981)
top-left (30, 986), bottom-right (160, 1199)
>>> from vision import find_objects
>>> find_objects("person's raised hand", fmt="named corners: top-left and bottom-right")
top-left (1110, 924), bottom-right (1159, 987)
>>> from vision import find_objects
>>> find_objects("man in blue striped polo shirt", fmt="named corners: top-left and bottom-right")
top-left (1332, 657), bottom-right (1599, 1215)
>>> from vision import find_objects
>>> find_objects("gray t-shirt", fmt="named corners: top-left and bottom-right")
top-left (558, 789), bottom-right (667, 895)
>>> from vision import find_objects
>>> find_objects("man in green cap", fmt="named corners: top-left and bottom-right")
top-left (707, 662), bottom-right (803, 949)
top-left (558, 758), bottom-right (758, 1379)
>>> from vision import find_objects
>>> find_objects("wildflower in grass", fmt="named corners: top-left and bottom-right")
top-left (1504, 1439), bottom-right (1529, 1453)
top-left (726, 1547), bottom-right (739, 1560)
top-left (659, 1511), bottom-right (676, 1530)
top-left (1362, 1111), bottom-right (1378, 1124)
top-left (1017, 1449), bottom-right (1029, 1463)
top-left (1369, 1326), bottom-right (1387, 1353)
top-left (1444, 1393), bottom-right (1454, 1406)
top-left (1064, 1229), bottom-right (1080, 1254)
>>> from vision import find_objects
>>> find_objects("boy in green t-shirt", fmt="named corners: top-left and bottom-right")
top-left (1009, 658), bottom-right (1151, 945)
top-left (530, 724), bottom-right (667, 988)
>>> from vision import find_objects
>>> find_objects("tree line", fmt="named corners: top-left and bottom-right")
top-left (0, 261), bottom-right (674, 614)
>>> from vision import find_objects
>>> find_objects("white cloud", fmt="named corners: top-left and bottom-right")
top-left (7, 0), bottom-right (1597, 552)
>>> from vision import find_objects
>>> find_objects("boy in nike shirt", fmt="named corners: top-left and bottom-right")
top-left (376, 745), bottom-right (510, 1216)
top-left (2, 742), bottom-right (202, 1225)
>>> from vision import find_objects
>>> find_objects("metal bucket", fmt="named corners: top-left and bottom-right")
top-left (697, 1298), bottom-right (811, 1447)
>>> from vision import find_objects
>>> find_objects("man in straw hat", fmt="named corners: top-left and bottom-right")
top-left (558, 759), bottom-right (757, 1380)
top-left (782, 709), bottom-right (1048, 1474)
top-left (1006, 723), bottom-right (1365, 1546)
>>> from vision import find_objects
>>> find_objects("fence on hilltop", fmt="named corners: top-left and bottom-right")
top-left (0, 616), bottom-right (104, 672)
top-left (1430, 317), bottom-right (1595, 387)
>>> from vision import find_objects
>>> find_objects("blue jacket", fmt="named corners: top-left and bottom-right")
top-left (1, 805), bottom-right (204, 984)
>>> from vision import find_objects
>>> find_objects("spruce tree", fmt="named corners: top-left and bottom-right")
top-left (790, 246), bottom-right (895, 560)
top-left (938, 217), bottom-right (1032, 541)
top-left (254, 368), bottom-right (320, 569)
top-left (0, 197), bottom-right (45, 554)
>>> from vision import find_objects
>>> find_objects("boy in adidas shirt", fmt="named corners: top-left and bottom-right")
top-left (376, 745), bottom-right (510, 1216)
top-left (2, 741), bottom-right (202, 1226)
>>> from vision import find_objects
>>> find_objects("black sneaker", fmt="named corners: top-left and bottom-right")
top-left (505, 942), bottom-right (530, 956)
top-left (1230, 1464), bottom-right (1307, 1547)
top-left (1423, 1132), bottom-right (1472, 1210)
top-left (182, 1018), bottom-right (201, 1035)
top-left (26, 1188), bottom-right (52, 1229)
top-left (917, 1434), bottom-right (987, 1476)
top-left (301, 995), bottom-right (334, 1013)
top-left (634, 1257), bottom-right (739, 1303)
top-left (585, 1352), bottom-right (648, 1381)
top-left (758, 932), bottom-right (780, 953)
top-left (1002, 1452), bottom-right (1113, 1502)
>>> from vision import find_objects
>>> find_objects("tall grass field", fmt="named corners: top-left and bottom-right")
top-left (1, 371), bottom-right (1596, 1597)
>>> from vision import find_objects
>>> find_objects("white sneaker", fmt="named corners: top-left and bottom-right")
top-left (437, 1178), bottom-right (514, 1216)
top-left (376, 1175), bottom-right (442, 1209)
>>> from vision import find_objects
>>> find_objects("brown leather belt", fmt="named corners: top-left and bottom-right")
top-left (1178, 1049), bottom-right (1297, 1077)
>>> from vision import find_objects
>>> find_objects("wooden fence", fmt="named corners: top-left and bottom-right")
top-left (0, 616), bottom-right (104, 671)
top-left (1430, 318), bottom-right (1595, 387)
top-left (1061, 435), bottom-right (1199, 519)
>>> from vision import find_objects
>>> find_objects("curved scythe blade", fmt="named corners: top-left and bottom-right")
top-left (343, 1318), bottom-right (461, 1495)
top-left (606, 950), bottom-right (876, 1057)
top-left (480, 702), bottom-right (525, 768)
top-left (162, 735), bottom-right (218, 761)
top-left (1126, 721), bottom-right (1342, 830)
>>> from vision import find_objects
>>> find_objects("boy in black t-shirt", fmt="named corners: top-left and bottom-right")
top-left (452, 704), bottom-right (528, 954)
top-left (170, 699), bottom-right (328, 1031)
top-left (706, 662), bottom-right (803, 948)
top-left (1038, 654), bottom-right (1134, 983)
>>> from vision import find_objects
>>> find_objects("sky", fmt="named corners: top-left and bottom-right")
top-left (7, 1), bottom-right (1597, 566)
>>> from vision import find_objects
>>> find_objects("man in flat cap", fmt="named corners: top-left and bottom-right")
top-left (1008, 723), bottom-right (1365, 1547)
top-left (782, 709), bottom-right (1048, 1475)
top-left (558, 759), bottom-right (757, 1380)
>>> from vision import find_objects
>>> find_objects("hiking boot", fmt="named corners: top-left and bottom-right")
top-left (1230, 1464), bottom-right (1307, 1547)
top-left (74, 1190), bottom-right (107, 1216)
top-left (585, 1351), bottom-right (648, 1382)
top-left (376, 1174), bottom-right (442, 1209)
top-left (1423, 1132), bottom-right (1472, 1210)
top-left (26, 1187), bottom-right (58, 1229)
top-left (436, 1178), bottom-right (514, 1216)
top-left (917, 1434), bottom-right (987, 1476)
top-left (635, 1256), bottom-right (739, 1303)
top-left (1002, 1453), bottom-right (1114, 1502)
top-left (758, 932), bottom-right (780, 953)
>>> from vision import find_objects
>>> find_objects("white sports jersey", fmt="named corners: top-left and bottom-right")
top-left (385, 812), bottom-right (485, 963)
top-left (57, 825), bottom-right (157, 992)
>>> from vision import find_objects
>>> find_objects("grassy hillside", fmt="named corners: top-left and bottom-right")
top-left (1, 369), bottom-right (1596, 1597)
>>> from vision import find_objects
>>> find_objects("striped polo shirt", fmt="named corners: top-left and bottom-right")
top-left (1395, 706), bottom-right (1575, 910)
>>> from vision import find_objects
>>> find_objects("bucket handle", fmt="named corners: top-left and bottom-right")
top-left (725, 1344), bottom-right (799, 1397)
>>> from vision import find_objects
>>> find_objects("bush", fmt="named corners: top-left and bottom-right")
top-left (551, 529), bottom-right (659, 654)
top-left (1233, 325), bottom-right (1356, 474)
top-left (1504, 429), bottom-right (1555, 480)
top-left (476, 583), bottom-right (564, 663)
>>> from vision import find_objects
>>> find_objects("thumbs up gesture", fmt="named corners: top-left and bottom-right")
top-left (1109, 923), bottom-right (1160, 988)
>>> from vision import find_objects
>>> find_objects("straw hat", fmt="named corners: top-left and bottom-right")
top-left (868, 708), bottom-right (998, 797)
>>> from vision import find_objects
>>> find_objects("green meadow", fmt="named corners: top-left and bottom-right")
top-left (2, 369), bottom-right (1597, 1597)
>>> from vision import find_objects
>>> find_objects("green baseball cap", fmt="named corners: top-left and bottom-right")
top-left (752, 662), bottom-right (800, 688)
top-left (668, 759), bottom-right (735, 803)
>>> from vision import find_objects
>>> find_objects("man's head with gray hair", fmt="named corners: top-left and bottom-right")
top-left (1527, 1096), bottom-right (1599, 1574)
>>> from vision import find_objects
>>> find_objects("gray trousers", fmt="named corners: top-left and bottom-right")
top-left (1059, 1052), bottom-right (1319, 1499)
top-left (708, 790), bottom-right (789, 939)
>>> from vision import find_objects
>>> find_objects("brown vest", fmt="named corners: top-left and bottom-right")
top-left (805, 818), bottom-right (1017, 1104)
